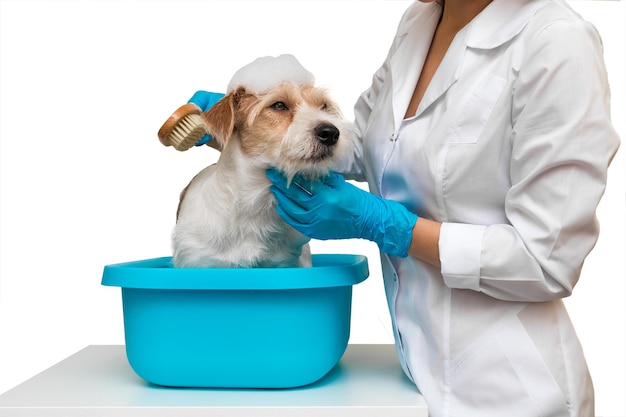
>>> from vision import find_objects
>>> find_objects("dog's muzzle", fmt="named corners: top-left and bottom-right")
top-left (315, 124), bottom-right (340, 146)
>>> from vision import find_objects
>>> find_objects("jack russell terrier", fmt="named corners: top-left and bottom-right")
top-left (169, 55), bottom-right (355, 268)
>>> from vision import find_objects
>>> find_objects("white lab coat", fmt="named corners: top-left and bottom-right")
top-left (339, 0), bottom-right (620, 416)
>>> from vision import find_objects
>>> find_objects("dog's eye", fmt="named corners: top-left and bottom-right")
top-left (321, 103), bottom-right (329, 111)
top-left (271, 102), bottom-right (289, 111)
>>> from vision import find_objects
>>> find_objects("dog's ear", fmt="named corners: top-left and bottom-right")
top-left (201, 92), bottom-right (236, 149)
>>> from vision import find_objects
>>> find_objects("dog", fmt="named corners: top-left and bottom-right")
top-left (172, 55), bottom-right (355, 268)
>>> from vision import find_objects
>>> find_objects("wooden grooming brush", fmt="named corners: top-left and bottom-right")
top-left (158, 103), bottom-right (208, 151)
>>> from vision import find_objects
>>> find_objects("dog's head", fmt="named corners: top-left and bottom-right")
top-left (200, 55), bottom-right (354, 181)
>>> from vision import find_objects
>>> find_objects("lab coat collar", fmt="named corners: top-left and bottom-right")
top-left (389, 0), bottom-right (549, 126)
top-left (466, 0), bottom-right (550, 49)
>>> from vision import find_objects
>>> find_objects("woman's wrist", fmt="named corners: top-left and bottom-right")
top-left (407, 217), bottom-right (442, 267)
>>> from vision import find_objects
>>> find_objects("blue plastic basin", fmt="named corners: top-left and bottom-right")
top-left (101, 254), bottom-right (368, 388)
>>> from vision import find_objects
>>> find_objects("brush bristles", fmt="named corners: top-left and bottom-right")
top-left (167, 114), bottom-right (207, 151)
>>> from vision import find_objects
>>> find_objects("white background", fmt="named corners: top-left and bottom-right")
top-left (0, 0), bottom-right (624, 415)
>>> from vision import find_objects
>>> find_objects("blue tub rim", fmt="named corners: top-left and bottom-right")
top-left (101, 254), bottom-right (369, 290)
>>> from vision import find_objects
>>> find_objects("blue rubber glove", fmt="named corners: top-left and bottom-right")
top-left (187, 91), bottom-right (225, 146)
top-left (267, 169), bottom-right (418, 258)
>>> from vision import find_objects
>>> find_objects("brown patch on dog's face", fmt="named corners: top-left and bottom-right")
top-left (237, 84), bottom-right (300, 157)
top-left (237, 84), bottom-right (342, 156)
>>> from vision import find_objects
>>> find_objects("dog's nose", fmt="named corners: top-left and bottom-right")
top-left (315, 124), bottom-right (340, 146)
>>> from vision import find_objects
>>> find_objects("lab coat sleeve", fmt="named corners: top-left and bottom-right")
top-left (440, 18), bottom-right (620, 302)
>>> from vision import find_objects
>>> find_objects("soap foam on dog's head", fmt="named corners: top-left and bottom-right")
top-left (227, 54), bottom-right (315, 94)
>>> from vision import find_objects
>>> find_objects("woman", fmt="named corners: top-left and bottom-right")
top-left (266, 0), bottom-right (620, 415)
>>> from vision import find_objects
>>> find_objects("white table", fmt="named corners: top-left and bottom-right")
top-left (0, 344), bottom-right (428, 416)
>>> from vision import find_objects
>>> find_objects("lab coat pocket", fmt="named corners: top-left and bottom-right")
top-left (450, 73), bottom-right (507, 144)
top-left (449, 314), bottom-right (568, 417)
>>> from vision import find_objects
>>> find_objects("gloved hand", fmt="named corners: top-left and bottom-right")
top-left (267, 169), bottom-right (418, 258)
top-left (187, 91), bottom-right (225, 146)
